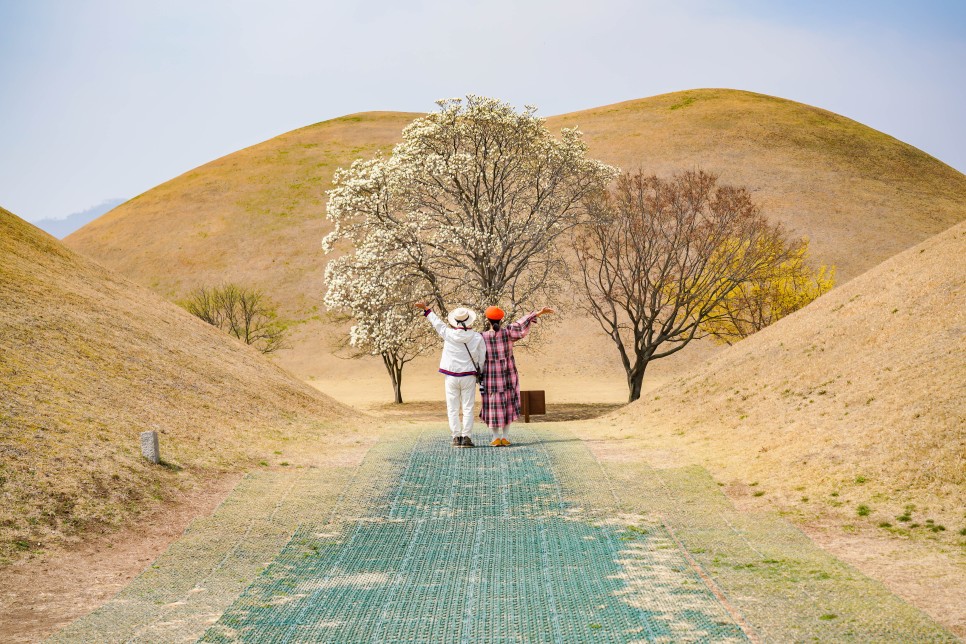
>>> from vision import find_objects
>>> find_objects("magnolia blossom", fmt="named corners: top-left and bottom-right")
top-left (324, 253), bottom-right (432, 357)
top-left (322, 95), bottom-right (617, 401)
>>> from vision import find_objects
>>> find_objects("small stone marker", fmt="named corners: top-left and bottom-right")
top-left (140, 431), bottom-right (160, 464)
top-left (519, 390), bottom-right (546, 423)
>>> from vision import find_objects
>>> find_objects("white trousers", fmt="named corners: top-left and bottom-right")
top-left (444, 375), bottom-right (476, 437)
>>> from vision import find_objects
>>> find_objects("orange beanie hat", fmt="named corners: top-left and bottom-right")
top-left (484, 306), bottom-right (505, 321)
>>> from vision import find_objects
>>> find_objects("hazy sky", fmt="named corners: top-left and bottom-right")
top-left (1, 0), bottom-right (964, 222)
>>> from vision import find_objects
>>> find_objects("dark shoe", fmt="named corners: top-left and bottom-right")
top-left (462, 437), bottom-right (475, 448)
top-left (452, 436), bottom-right (462, 447)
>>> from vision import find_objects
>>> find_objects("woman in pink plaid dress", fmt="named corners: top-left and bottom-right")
top-left (480, 305), bottom-right (555, 446)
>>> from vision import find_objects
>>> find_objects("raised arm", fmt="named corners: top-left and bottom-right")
top-left (505, 307), bottom-right (555, 341)
top-left (414, 301), bottom-right (448, 340)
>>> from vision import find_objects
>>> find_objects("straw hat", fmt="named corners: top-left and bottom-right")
top-left (447, 307), bottom-right (477, 328)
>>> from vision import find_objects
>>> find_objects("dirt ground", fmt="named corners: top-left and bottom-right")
top-left (0, 427), bottom-right (376, 644)
top-left (0, 473), bottom-right (240, 644)
top-left (370, 399), bottom-right (624, 424)
top-left (800, 520), bottom-right (966, 639)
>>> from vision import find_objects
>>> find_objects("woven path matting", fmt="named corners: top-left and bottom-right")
top-left (200, 427), bottom-right (747, 643)
top-left (49, 424), bottom-right (954, 642)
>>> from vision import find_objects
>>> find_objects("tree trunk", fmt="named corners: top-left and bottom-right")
top-left (382, 352), bottom-right (405, 404)
top-left (392, 365), bottom-right (403, 404)
top-left (627, 363), bottom-right (648, 403)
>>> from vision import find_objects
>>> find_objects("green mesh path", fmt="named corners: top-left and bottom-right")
top-left (49, 424), bottom-right (954, 642)
top-left (200, 428), bottom-right (749, 643)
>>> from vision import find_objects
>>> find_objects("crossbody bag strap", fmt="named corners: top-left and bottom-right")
top-left (461, 342), bottom-right (481, 374)
top-left (462, 341), bottom-right (486, 396)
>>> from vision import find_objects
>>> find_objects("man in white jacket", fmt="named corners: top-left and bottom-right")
top-left (414, 302), bottom-right (486, 447)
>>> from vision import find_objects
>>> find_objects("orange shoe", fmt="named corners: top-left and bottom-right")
top-left (490, 438), bottom-right (502, 447)
top-left (500, 438), bottom-right (511, 446)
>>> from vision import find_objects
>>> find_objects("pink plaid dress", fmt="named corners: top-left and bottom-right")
top-left (480, 312), bottom-right (538, 429)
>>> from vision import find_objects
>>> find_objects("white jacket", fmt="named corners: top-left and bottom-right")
top-left (426, 311), bottom-right (486, 376)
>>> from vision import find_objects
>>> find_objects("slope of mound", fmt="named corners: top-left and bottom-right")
top-left (547, 89), bottom-right (966, 281)
top-left (0, 207), bottom-right (352, 563)
top-left (609, 221), bottom-right (965, 530)
top-left (65, 90), bottom-right (966, 393)
top-left (66, 111), bottom-right (418, 321)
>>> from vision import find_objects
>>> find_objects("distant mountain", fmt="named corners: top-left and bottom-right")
top-left (32, 197), bottom-right (125, 238)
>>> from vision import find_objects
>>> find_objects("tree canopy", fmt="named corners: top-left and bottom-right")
top-left (571, 170), bottom-right (810, 402)
top-left (323, 96), bottom-right (615, 401)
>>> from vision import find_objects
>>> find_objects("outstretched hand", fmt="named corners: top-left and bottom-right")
top-left (413, 301), bottom-right (429, 310)
top-left (537, 306), bottom-right (555, 317)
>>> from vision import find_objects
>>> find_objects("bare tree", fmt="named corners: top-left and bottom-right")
top-left (571, 170), bottom-right (795, 402)
top-left (181, 285), bottom-right (224, 328)
top-left (181, 284), bottom-right (287, 354)
top-left (233, 287), bottom-right (286, 353)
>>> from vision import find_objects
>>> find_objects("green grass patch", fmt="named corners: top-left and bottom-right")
top-left (669, 96), bottom-right (698, 110)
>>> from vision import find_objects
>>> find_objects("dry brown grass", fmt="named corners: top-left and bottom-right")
top-left (548, 89), bottom-right (966, 281)
top-left (0, 207), bottom-right (356, 563)
top-left (64, 90), bottom-right (966, 391)
top-left (595, 221), bottom-right (965, 542)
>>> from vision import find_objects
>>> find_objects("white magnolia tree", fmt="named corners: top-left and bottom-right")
top-left (323, 95), bottom-right (615, 401)
top-left (323, 235), bottom-right (436, 404)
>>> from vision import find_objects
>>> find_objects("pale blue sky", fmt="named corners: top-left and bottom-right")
top-left (1, 0), bottom-right (963, 222)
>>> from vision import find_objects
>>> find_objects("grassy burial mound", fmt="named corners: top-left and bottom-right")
top-left (64, 90), bottom-right (966, 386)
top-left (548, 89), bottom-right (966, 281)
top-left (608, 221), bottom-right (966, 536)
top-left (0, 207), bottom-right (353, 563)
top-left (65, 111), bottom-right (418, 360)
